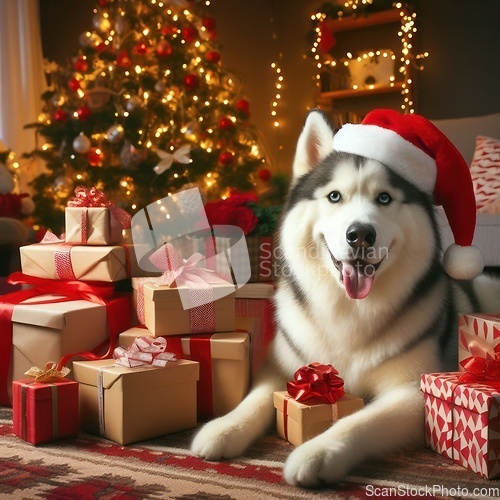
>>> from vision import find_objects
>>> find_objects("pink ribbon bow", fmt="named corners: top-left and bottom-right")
top-left (135, 243), bottom-right (230, 333)
top-left (68, 186), bottom-right (132, 229)
top-left (113, 336), bottom-right (177, 368)
top-left (150, 242), bottom-right (228, 305)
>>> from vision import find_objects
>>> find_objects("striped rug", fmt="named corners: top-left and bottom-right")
top-left (1, 407), bottom-right (499, 499)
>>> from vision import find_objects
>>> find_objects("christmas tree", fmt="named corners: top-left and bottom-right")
top-left (26, 0), bottom-right (270, 232)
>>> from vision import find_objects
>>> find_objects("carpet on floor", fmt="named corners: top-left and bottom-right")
top-left (1, 408), bottom-right (499, 499)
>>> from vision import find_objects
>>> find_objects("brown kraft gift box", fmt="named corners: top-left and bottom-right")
top-left (65, 206), bottom-right (123, 245)
top-left (131, 277), bottom-right (235, 336)
top-left (274, 391), bottom-right (364, 446)
top-left (20, 244), bottom-right (128, 282)
top-left (8, 297), bottom-right (112, 390)
top-left (119, 319), bottom-right (252, 419)
top-left (73, 358), bottom-right (199, 445)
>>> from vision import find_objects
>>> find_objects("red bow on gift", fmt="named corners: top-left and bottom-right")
top-left (68, 186), bottom-right (131, 229)
top-left (459, 333), bottom-right (500, 388)
top-left (113, 336), bottom-right (177, 368)
top-left (287, 362), bottom-right (345, 404)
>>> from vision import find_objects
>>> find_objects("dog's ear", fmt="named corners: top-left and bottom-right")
top-left (292, 109), bottom-right (334, 178)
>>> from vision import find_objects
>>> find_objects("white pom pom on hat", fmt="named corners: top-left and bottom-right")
top-left (332, 108), bottom-right (484, 280)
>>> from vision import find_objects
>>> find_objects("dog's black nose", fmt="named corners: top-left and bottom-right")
top-left (346, 223), bottom-right (376, 249)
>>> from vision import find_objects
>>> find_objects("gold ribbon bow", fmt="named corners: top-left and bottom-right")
top-left (24, 362), bottom-right (71, 383)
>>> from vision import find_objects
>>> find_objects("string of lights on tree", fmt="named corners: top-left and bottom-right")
top-left (26, 0), bottom-right (271, 232)
top-left (309, 0), bottom-right (428, 114)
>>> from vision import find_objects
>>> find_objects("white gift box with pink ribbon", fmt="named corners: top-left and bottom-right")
top-left (132, 242), bottom-right (236, 336)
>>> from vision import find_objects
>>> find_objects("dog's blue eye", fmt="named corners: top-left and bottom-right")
top-left (328, 191), bottom-right (341, 203)
top-left (377, 192), bottom-right (392, 205)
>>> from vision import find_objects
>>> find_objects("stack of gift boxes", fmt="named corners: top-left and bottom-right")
top-left (421, 313), bottom-right (500, 479)
top-left (1, 187), bottom-right (279, 447)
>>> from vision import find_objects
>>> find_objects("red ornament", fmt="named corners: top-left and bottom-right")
top-left (183, 74), bottom-right (199, 91)
top-left (73, 57), bottom-right (88, 73)
top-left (202, 16), bottom-right (216, 32)
top-left (88, 147), bottom-right (104, 167)
top-left (116, 49), bottom-right (132, 67)
top-left (218, 151), bottom-right (235, 166)
top-left (235, 99), bottom-right (250, 115)
top-left (95, 41), bottom-right (107, 52)
top-left (98, 0), bottom-right (107, 6)
top-left (258, 168), bottom-right (272, 182)
top-left (53, 109), bottom-right (69, 122)
top-left (136, 40), bottom-right (149, 55)
top-left (219, 117), bottom-right (234, 131)
top-left (160, 24), bottom-right (178, 37)
top-left (76, 105), bottom-right (92, 121)
top-left (155, 39), bottom-right (173, 58)
top-left (182, 25), bottom-right (198, 43)
top-left (205, 51), bottom-right (220, 63)
top-left (68, 77), bottom-right (81, 92)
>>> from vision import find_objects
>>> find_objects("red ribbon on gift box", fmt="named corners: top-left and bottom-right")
top-left (287, 362), bottom-right (345, 404)
top-left (167, 334), bottom-right (214, 420)
top-left (0, 272), bottom-right (131, 406)
top-left (39, 231), bottom-right (78, 280)
top-left (459, 334), bottom-right (500, 390)
top-left (68, 186), bottom-right (131, 244)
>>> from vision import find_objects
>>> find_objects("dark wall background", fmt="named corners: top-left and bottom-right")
top-left (39, 0), bottom-right (500, 173)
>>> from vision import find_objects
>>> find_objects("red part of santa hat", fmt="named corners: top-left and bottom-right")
top-left (332, 108), bottom-right (483, 280)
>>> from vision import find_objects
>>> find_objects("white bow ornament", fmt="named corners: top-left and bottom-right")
top-left (153, 144), bottom-right (192, 175)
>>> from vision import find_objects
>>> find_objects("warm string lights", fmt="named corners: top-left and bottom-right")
top-left (269, 9), bottom-right (285, 165)
top-left (310, 1), bottom-right (428, 114)
top-left (270, 59), bottom-right (284, 129)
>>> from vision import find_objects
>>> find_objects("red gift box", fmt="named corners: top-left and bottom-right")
top-left (458, 313), bottom-right (500, 370)
top-left (235, 283), bottom-right (275, 375)
top-left (12, 377), bottom-right (79, 445)
top-left (421, 372), bottom-right (500, 479)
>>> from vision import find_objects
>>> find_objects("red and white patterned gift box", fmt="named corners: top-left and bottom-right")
top-left (458, 313), bottom-right (500, 371)
top-left (421, 372), bottom-right (500, 479)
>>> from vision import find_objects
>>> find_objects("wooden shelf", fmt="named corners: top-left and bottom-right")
top-left (319, 82), bottom-right (403, 101)
top-left (324, 9), bottom-right (401, 33)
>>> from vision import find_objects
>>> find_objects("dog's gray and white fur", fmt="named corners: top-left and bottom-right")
top-left (192, 110), bottom-right (500, 487)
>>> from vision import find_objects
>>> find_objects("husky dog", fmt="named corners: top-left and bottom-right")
top-left (192, 109), bottom-right (500, 487)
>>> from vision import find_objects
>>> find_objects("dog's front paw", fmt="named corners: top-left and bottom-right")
top-left (283, 437), bottom-right (351, 487)
top-left (191, 416), bottom-right (252, 461)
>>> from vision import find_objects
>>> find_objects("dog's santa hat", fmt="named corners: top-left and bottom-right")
top-left (332, 108), bottom-right (483, 280)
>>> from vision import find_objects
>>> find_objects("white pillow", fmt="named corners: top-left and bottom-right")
top-left (470, 135), bottom-right (500, 213)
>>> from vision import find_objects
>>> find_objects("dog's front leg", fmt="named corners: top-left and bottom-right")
top-left (283, 382), bottom-right (424, 487)
top-left (191, 361), bottom-right (285, 460)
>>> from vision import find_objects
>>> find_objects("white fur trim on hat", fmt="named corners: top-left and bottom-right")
top-left (332, 123), bottom-right (437, 193)
top-left (443, 244), bottom-right (484, 280)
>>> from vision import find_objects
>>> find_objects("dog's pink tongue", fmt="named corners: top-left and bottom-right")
top-left (342, 262), bottom-right (375, 299)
